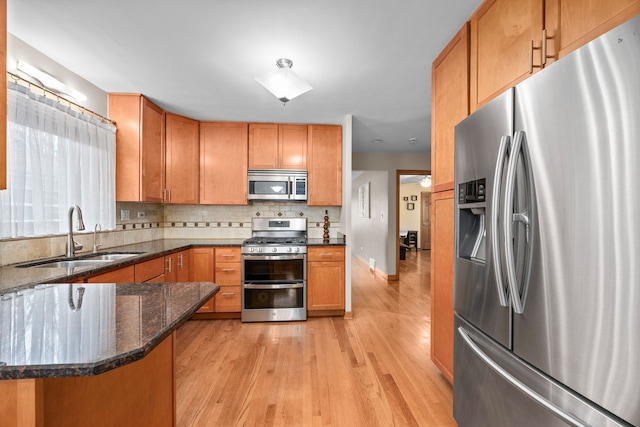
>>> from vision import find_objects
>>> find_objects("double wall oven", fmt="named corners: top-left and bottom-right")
top-left (241, 218), bottom-right (307, 322)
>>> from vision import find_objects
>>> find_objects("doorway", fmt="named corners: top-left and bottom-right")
top-left (396, 169), bottom-right (431, 280)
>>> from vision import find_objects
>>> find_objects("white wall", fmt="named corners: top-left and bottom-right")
top-left (352, 152), bottom-right (430, 276)
top-left (351, 171), bottom-right (388, 273)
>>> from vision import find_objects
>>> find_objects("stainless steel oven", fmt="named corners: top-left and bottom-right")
top-left (241, 218), bottom-right (307, 322)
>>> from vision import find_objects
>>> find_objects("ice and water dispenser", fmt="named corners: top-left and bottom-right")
top-left (457, 178), bottom-right (486, 264)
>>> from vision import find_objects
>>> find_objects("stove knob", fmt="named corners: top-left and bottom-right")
top-left (272, 247), bottom-right (278, 253)
top-left (287, 247), bottom-right (292, 253)
top-left (250, 247), bottom-right (254, 253)
top-left (257, 247), bottom-right (263, 253)
top-left (294, 247), bottom-right (300, 253)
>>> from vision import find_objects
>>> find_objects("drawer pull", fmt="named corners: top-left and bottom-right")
top-left (320, 253), bottom-right (333, 257)
top-left (221, 292), bottom-right (236, 297)
top-left (221, 254), bottom-right (236, 258)
top-left (220, 268), bottom-right (236, 272)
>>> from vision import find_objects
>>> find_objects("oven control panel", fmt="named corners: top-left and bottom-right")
top-left (242, 245), bottom-right (306, 254)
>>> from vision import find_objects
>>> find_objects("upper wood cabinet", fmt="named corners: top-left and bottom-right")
top-left (165, 112), bottom-right (199, 204)
top-left (469, 0), bottom-right (640, 111)
top-left (200, 122), bottom-right (248, 205)
top-left (431, 24), bottom-right (470, 192)
top-left (248, 123), bottom-right (307, 170)
top-left (307, 125), bottom-right (342, 206)
top-left (108, 94), bottom-right (164, 202)
top-left (470, 0), bottom-right (544, 111)
top-left (545, 0), bottom-right (640, 62)
top-left (0, 0), bottom-right (6, 190)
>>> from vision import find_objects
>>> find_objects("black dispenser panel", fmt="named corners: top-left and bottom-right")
top-left (458, 178), bottom-right (486, 204)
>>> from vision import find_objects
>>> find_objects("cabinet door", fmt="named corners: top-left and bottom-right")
top-left (108, 94), bottom-right (164, 202)
top-left (191, 248), bottom-right (215, 313)
top-left (135, 257), bottom-right (165, 283)
top-left (430, 191), bottom-right (455, 383)
top-left (431, 24), bottom-right (470, 192)
top-left (278, 124), bottom-right (307, 170)
top-left (307, 125), bottom-right (342, 206)
top-left (200, 122), bottom-right (248, 205)
top-left (165, 113), bottom-right (199, 204)
top-left (308, 246), bottom-right (344, 311)
top-left (248, 123), bottom-right (278, 169)
top-left (86, 265), bottom-right (135, 283)
top-left (545, 0), bottom-right (640, 61)
top-left (470, 0), bottom-right (544, 110)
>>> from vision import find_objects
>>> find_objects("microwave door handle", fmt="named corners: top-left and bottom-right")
top-left (289, 176), bottom-right (293, 200)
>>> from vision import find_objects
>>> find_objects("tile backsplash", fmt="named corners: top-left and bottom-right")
top-left (0, 202), bottom-right (341, 266)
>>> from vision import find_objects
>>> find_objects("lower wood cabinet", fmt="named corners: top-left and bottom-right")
top-left (191, 247), bottom-right (215, 313)
top-left (134, 257), bottom-right (165, 283)
top-left (213, 247), bottom-right (241, 313)
top-left (165, 250), bottom-right (190, 282)
top-left (430, 190), bottom-right (455, 384)
top-left (307, 246), bottom-right (345, 314)
top-left (85, 265), bottom-right (135, 283)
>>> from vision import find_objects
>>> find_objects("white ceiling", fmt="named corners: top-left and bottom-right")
top-left (7, 0), bottom-right (481, 154)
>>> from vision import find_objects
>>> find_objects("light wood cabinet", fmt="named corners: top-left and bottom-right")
top-left (430, 191), bottom-right (455, 384)
top-left (214, 247), bottom-right (241, 313)
top-left (470, 0), bottom-right (544, 111)
top-left (108, 94), bottom-right (164, 202)
top-left (307, 125), bottom-right (342, 206)
top-left (545, 0), bottom-right (640, 62)
top-left (248, 123), bottom-right (307, 170)
top-left (0, 0), bottom-right (6, 190)
top-left (165, 250), bottom-right (190, 282)
top-left (165, 112), bottom-right (199, 204)
top-left (191, 247), bottom-right (215, 313)
top-left (307, 246), bottom-right (345, 313)
top-left (431, 24), bottom-right (470, 193)
top-left (86, 265), bottom-right (135, 283)
top-left (200, 122), bottom-right (248, 205)
top-left (134, 257), bottom-right (165, 283)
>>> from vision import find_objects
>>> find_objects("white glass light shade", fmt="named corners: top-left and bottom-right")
top-left (420, 175), bottom-right (432, 188)
top-left (255, 66), bottom-right (313, 103)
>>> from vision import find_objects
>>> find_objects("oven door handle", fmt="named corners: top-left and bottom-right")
top-left (243, 283), bottom-right (304, 290)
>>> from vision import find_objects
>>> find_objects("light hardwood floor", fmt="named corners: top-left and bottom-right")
top-left (175, 250), bottom-right (456, 426)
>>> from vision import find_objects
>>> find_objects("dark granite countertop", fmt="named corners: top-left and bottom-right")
top-left (0, 281), bottom-right (219, 379)
top-left (307, 238), bottom-right (346, 246)
top-left (0, 239), bottom-right (245, 293)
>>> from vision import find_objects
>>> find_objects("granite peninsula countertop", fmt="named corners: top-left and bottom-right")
top-left (0, 281), bottom-right (219, 379)
top-left (0, 238), bottom-right (345, 293)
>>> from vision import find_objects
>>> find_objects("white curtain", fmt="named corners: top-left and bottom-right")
top-left (0, 82), bottom-right (116, 238)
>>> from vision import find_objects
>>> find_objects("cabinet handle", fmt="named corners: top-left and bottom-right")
top-left (541, 29), bottom-right (554, 65)
top-left (529, 40), bottom-right (543, 74)
top-left (320, 253), bottom-right (333, 257)
top-left (221, 254), bottom-right (236, 258)
top-left (221, 292), bottom-right (236, 297)
top-left (178, 254), bottom-right (183, 268)
top-left (166, 257), bottom-right (172, 273)
top-left (221, 268), bottom-right (235, 272)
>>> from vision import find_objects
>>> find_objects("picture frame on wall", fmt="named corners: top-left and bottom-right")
top-left (358, 182), bottom-right (370, 218)
top-left (410, 195), bottom-right (418, 201)
top-left (407, 202), bottom-right (415, 210)
top-left (403, 196), bottom-right (409, 201)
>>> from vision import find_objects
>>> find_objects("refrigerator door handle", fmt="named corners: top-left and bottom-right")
top-left (457, 326), bottom-right (589, 427)
top-left (491, 135), bottom-right (511, 307)
top-left (503, 131), bottom-right (535, 314)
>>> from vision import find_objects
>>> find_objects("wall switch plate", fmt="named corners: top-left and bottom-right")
top-left (137, 211), bottom-right (145, 219)
top-left (120, 209), bottom-right (130, 221)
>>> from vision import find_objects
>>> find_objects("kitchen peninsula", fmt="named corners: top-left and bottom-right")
top-left (0, 281), bottom-right (218, 426)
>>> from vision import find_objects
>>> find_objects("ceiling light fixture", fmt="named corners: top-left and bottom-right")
top-left (420, 175), bottom-right (432, 188)
top-left (17, 61), bottom-right (87, 102)
top-left (409, 138), bottom-right (417, 144)
top-left (371, 139), bottom-right (384, 144)
top-left (255, 58), bottom-right (313, 104)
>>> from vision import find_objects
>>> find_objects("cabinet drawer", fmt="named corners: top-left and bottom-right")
top-left (86, 265), bottom-right (135, 283)
top-left (215, 285), bottom-right (241, 312)
top-left (215, 263), bottom-right (241, 285)
top-left (307, 246), bottom-right (345, 262)
top-left (215, 247), bottom-right (241, 263)
top-left (135, 257), bottom-right (165, 282)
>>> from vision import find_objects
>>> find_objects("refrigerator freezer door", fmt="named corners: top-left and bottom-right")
top-left (513, 15), bottom-right (640, 425)
top-left (453, 315), bottom-right (628, 427)
top-left (454, 89), bottom-right (513, 348)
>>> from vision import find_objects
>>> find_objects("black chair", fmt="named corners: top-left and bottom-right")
top-left (406, 231), bottom-right (418, 251)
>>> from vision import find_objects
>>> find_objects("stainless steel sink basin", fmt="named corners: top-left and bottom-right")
top-left (16, 252), bottom-right (142, 269)
top-left (32, 259), bottom-right (112, 269)
top-left (84, 253), bottom-right (140, 261)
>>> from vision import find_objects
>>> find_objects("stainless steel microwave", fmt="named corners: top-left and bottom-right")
top-left (247, 170), bottom-right (307, 201)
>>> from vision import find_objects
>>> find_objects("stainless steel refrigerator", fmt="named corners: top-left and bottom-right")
top-left (453, 14), bottom-right (640, 427)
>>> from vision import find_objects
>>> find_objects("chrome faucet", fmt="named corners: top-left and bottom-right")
top-left (66, 205), bottom-right (86, 258)
top-left (93, 224), bottom-right (103, 253)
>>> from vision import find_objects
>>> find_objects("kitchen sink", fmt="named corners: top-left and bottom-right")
top-left (16, 252), bottom-right (143, 269)
top-left (32, 259), bottom-right (112, 269)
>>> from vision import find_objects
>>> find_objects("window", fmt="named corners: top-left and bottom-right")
top-left (0, 82), bottom-right (116, 239)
